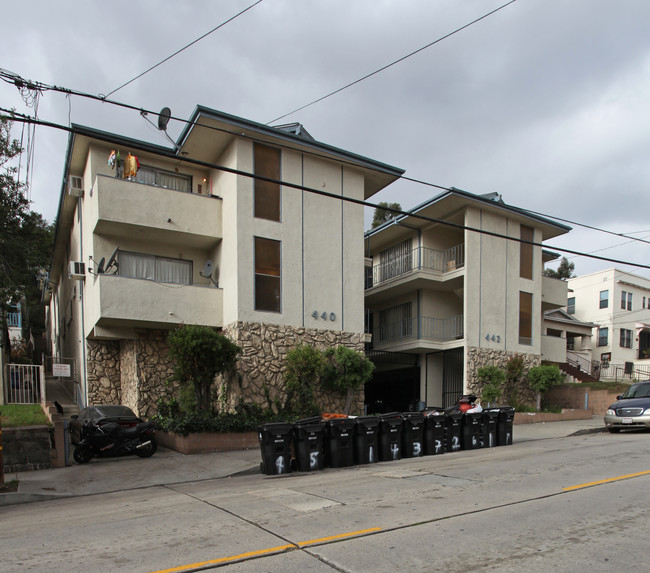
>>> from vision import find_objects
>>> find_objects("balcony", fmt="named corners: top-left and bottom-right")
top-left (542, 276), bottom-right (568, 311)
top-left (372, 314), bottom-right (464, 351)
top-left (367, 244), bottom-right (465, 290)
top-left (92, 174), bottom-right (221, 249)
top-left (7, 312), bottom-right (21, 328)
top-left (86, 274), bottom-right (222, 334)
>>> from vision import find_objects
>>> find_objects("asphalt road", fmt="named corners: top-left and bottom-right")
top-left (2, 429), bottom-right (649, 572)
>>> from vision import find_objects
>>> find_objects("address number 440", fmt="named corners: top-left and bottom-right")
top-left (312, 311), bottom-right (336, 321)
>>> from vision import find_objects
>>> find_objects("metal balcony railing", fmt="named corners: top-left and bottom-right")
top-left (367, 244), bottom-right (464, 288)
top-left (375, 314), bottom-right (464, 344)
top-left (7, 312), bottom-right (21, 328)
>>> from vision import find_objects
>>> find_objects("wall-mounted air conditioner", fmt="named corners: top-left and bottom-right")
top-left (69, 261), bottom-right (86, 280)
top-left (69, 176), bottom-right (84, 197)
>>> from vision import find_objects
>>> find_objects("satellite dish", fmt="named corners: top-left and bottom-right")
top-left (97, 257), bottom-right (106, 274)
top-left (105, 247), bottom-right (119, 272)
top-left (158, 107), bottom-right (171, 131)
top-left (202, 260), bottom-right (214, 277)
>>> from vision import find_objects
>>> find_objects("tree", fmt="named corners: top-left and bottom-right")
top-left (476, 365), bottom-right (505, 405)
top-left (528, 364), bottom-right (563, 411)
top-left (0, 116), bottom-right (54, 345)
top-left (284, 344), bottom-right (323, 416)
top-left (167, 325), bottom-right (241, 411)
top-left (543, 257), bottom-right (575, 279)
top-left (321, 345), bottom-right (375, 414)
top-left (371, 201), bottom-right (402, 228)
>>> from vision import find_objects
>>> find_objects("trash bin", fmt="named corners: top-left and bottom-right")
top-left (401, 412), bottom-right (425, 458)
top-left (353, 416), bottom-right (380, 464)
top-left (258, 422), bottom-right (293, 475)
top-left (293, 417), bottom-right (326, 472)
top-left (378, 412), bottom-right (403, 461)
top-left (325, 417), bottom-right (356, 468)
top-left (444, 412), bottom-right (463, 453)
top-left (461, 412), bottom-right (483, 450)
top-left (497, 407), bottom-right (515, 446)
top-left (423, 413), bottom-right (446, 455)
top-left (481, 409), bottom-right (499, 448)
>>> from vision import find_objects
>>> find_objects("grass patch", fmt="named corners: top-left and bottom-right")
top-left (0, 480), bottom-right (19, 493)
top-left (0, 404), bottom-right (51, 427)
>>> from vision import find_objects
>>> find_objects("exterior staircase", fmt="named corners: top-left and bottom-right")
top-left (559, 362), bottom-right (600, 384)
top-left (44, 376), bottom-right (79, 423)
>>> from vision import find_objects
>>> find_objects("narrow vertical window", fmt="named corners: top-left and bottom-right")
top-left (254, 143), bottom-right (281, 221)
top-left (598, 327), bottom-right (609, 347)
top-left (519, 291), bottom-right (533, 345)
top-left (599, 290), bottom-right (609, 309)
top-left (520, 225), bottom-right (534, 280)
top-left (567, 296), bottom-right (575, 314)
top-left (254, 237), bottom-right (281, 312)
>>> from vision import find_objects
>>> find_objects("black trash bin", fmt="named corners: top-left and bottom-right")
top-left (444, 412), bottom-right (463, 453)
top-left (497, 407), bottom-right (515, 446)
top-left (423, 413), bottom-right (446, 455)
top-left (378, 412), bottom-right (403, 461)
top-left (325, 418), bottom-right (356, 468)
top-left (293, 417), bottom-right (326, 472)
top-left (258, 422), bottom-right (293, 475)
top-left (461, 412), bottom-right (483, 450)
top-left (354, 416), bottom-right (380, 464)
top-left (481, 409), bottom-right (499, 448)
top-left (401, 412), bottom-right (425, 458)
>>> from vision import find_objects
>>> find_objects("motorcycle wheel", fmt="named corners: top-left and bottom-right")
top-left (73, 445), bottom-right (94, 464)
top-left (135, 436), bottom-right (158, 458)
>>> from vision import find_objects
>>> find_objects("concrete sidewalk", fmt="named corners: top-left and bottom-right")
top-left (0, 415), bottom-right (606, 507)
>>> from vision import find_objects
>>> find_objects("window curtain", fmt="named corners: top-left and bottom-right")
top-left (118, 252), bottom-right (192, 285)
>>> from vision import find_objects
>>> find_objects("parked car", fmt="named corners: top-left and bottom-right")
top-left (604, 380), bottom-right (650, 433)
top-left (70, 405), bottom-right (142, 444)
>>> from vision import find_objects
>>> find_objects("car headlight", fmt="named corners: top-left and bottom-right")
top-left (606, 409), bottom-right (616, 416)
top-left (644, 408), bottom-right (650, 415)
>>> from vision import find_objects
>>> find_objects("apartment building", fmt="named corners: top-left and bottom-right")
top-left (567, 269), bottom-right (650, 372)
top-left (44, 106), bottom-right (404, 416)
top-left (363, 189), bottom-right (571, 410)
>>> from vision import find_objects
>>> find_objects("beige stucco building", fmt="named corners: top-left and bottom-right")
top-left (567, 269), bottom-right (650, 375)
top-left (44, 107), bottom-right (403, 416)
top-left (363, 189), bottom-right (571, 410)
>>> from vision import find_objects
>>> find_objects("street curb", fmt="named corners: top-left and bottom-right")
top-left (570, 427), bottom-right (607, 436)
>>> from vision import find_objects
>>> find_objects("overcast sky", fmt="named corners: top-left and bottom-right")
top-left (2, 0), bottom-right (649, 279)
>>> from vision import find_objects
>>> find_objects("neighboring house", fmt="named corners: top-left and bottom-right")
top-left (363, 189), bottom-right (571, 411)
top-left (567, 269), bottom-right (650, 375)
top-left (44, 106), bottom-right (404, 415)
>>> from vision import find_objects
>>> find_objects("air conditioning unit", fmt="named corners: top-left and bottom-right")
top-left (68, 176), bottom-right (84, 197)
top-left (69, 261), bottom-right (86, 280)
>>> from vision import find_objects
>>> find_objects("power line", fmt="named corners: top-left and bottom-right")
top-left (102, 0), bottom-right (265, 99)
top-left (3, 108), bottom-right (650, 272)
top-left (266, 0), bottom-right (519, 125)
top-left (2, 71), bottom-right (649, 254)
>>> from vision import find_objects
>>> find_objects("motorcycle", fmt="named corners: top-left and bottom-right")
top-left (73, 420), bottom-right (157, 464)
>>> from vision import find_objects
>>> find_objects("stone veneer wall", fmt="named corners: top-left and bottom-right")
top-left (87, 340), bottom-right (121, 405)
top-left (223, 321), bottom-right (366, 415)
top-left (86, 330), bottom-right (175, 419)
top-left (466, 346), bottom-right (541, 404)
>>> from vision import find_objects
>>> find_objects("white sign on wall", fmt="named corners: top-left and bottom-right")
top-left (52, 363), bottom-right (71, 378)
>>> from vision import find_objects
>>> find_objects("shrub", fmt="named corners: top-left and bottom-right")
top-left (477, 365), bottom-right (505, 405)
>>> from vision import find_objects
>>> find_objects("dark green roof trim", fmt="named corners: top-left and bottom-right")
top-left (177, 105), bottom-right (405, 177)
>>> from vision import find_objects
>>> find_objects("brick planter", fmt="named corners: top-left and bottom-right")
top-left (156, 431), bottom-right (259, 455)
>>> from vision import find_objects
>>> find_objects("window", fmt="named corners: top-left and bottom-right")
top-left (599, 290), bottom-right (609, 309)
top-left (379, 239), bottom-right (413, 282)
top-left (379, 302), bottom-right (413, 341)
top-left (620, 328), bottom-right (632, 348)
top-left (598, 327), bottom-right (609, 347)
top-left (520, 225), bottom-right (534, 280)
top-left (254, 144), bottom-right (281, 221)
top-left (519, 291), bottom-right (533, 345)
top-left (567, 337), bottom-right (575, 351)
top-left (621, 291), bottom-right (632, 311)
top-left (118, 251), bottom-right (192, 284)
top-left (254, 237), bottom-right (281, 312)
top-left (567, 296), bottom-right (575, 314)
top-left (644, 296), bottom-right (647, 309)
top-left (136, 165), bottom-right (192, 193)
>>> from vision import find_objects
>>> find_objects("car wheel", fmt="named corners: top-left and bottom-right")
top-left (73, 445), bottom-right (95, 464)
top-left (135, 436), bottom-right (157, 458)
top-left (607, 427), bottom-right (621, 433)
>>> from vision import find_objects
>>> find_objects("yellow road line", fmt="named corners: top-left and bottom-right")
top-left (563, 470), bottom-right (650, 491)
top-left (149, 527), bottom-right (382, 573)
top-left (297, 527), bottom-right (382, 547)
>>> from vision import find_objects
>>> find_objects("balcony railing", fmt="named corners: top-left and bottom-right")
top-left (7, 312), bottom-right (21, 328)
top-left (375, 314), bottom-right (464, 344)
top-left (368, 244), bottom-right (464, 289)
